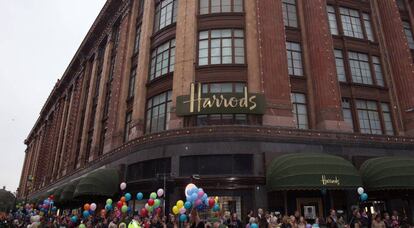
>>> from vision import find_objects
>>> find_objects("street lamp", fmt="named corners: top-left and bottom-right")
top-left (156, 173), bottom-right (171, 216)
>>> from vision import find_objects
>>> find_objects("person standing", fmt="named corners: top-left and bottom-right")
top-left (258, 209), bottom-right (268, 228)
top-left (371, 214), bottom-right (385, 228)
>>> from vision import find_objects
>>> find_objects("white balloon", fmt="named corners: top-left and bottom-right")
top-left (157, 188), bottom-right (164, 197)
top-left (120, 182), bottom-right (127, 190)
top-left (357, 187), bottom-right (364, 195)
top-left (90, 203), bottom-right (97, 211)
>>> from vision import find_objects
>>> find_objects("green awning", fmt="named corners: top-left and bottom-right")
top-left (60, 180), bottom-right (80, 202)
top-left (267, 153), bottom-right (362, 191)
top-left (360, 157), bottom-right (414, 190)
top-left (74, 168), bottom-right (119, 198)
top-left (52, 186), bottom-right (64, 203)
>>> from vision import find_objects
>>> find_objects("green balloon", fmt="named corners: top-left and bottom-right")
top-left (154, 199), bottom-right (161, 208)
top-left (121, 205), bottom-right (128, 213)
top-left (150, 192), bottom-right (157, 199)
top-left (79, 224), bottom-right (86, 228)
top-left (148, 206), bottom-right (154, 212)
top-left (106, 198), bottom-right (113, 205)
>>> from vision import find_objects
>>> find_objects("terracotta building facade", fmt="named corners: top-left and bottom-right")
top-left (18, 0), bottom-right (414, 223)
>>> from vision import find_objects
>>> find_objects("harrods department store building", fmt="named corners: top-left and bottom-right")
top-left (18, 0), bottom-right (414, 222)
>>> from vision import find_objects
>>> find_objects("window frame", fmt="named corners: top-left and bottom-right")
top-left (286, 41), bottom-right (304, 77)
top-left (291, 93), bottom-right (309, 129)
top-left (154, 0), bottom-right (178, 33)
top-left (282, 0), bottom-right (299, 28)
top-left (145, 90), bottom-right (173, 134)
top-left (199, 0), bottom-right (244, 15)
top-left (149, 39), bottom-right (176, 81)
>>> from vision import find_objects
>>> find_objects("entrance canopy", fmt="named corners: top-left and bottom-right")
top-left (60, 180), bottom-right (80, 203)
top-left (74, 168), bottom-right (119, 198)
top-left (360, 157), bottom-right (414, 190)
top-left (267, 153), bottom-right (362, 191)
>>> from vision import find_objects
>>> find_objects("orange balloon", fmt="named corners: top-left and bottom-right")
top-left (120, 197), bottom-right (126, 202)
top-left (84, 203), bottom-right (90, 211)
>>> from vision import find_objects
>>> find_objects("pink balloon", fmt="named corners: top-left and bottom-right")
top-left (179, 207), bottom-right (186, 214)
top-left (197, 190), bottom-right (204, 198)
top-left (120, 182), bottom-right (127, 190)
top-left (157, 188), bottom-right (164, 197)
top-left (195, 199), bottom-right (202, 206)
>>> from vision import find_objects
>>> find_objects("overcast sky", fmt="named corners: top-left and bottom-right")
top-left (0, 0), bottom-right (106, 193)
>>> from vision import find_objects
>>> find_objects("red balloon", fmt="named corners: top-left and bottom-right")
top-left (117, 201), bottom-right (123, 209)
top-left (148, 198), bottom-right (154, 206)
top-left (140, 208), bottom-right (148, 217)
top-left (49, 195), bottom-right (54, 200)
top-left (208, 198), bottom-right (215, 207)
top-left (156, 207), bottom-right (162, 215)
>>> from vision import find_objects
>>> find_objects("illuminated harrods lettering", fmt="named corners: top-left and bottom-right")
top-left (320, 175), bottom-right (340, 186)
top-left (176, 83), bottom-right (265, 116)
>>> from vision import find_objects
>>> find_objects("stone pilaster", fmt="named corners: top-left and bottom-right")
top-left (300, 0), bottom-right (351, 131)
top-left (52, 95), bottom-right (70, 179)
top-left (245, 0), bottom-right (261, 93)
top-left (375, 0), bottom-right (414, 136)
top-left (169, 0), bottom-right (197, 129)
top-left (256, 0), bottom-right (295, 127)
top-left (130, 0), bottom-right (155, 138)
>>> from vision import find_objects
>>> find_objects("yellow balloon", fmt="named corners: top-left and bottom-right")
top-left (177, 200), bottom-right (184, 209)
top-left (215, 196), bottom-right (219, 203)
top-left (172, 206), bottom-right (179, 215)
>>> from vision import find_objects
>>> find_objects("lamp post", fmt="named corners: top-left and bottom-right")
top-left (156, 173), bottom-right (171, 216)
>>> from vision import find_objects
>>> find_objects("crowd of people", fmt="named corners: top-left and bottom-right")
top-left (0, 207), bottom-right (412, 228)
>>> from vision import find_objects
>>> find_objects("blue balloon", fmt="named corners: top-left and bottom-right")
top-left (136, 192), bottom-right (144, 201)
top-left (89, 209), bottom-right (94, 215)
top-left (202, 193), bottom-right (208, 201)
top-left (251, 223), bottom-right (258, 228)
top-left (125, 193), bottom-right (132, 201)
top-left (184, 201), bottom-right (192, 209)
top-left (360, 193), bottom-right (368, 201)
top-left (213, 204), bottom-right (220, 212)
top-left (191, 193), bottom-right (198, 202)
top-left (83, 210), bottom-right (90, 218)
top-left (71, 216), bottom-right (78, 223)
top-left (52, 207), bottom-right (57, 212)
top-left (128, 207), bottom-right (132, 213)
top-left (105, 204), bottom-right (113, 211)
top-left (179, 214), bottom-right (187, 222)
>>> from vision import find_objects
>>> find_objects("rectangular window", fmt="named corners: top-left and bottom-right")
top-left (127, 158), bottom-right (171, 180)
top-left (128, 68), bottom-right (137, 99)
top-left (403, 21), bottom-right (414, 49)
top-left (154, 0), bottom-right (177, 32)
top-left (356, 100), bottom-right (382, 135)
top-left (291, 93), bottom-right (308, 129)
top-left (197, 83), bottom-right (247, 126)
top-left (133, 25), bottom-right (141, 55)
top-left (327, 5), bottom-right (338, 35)
top-left (362, 13), bottom-right (374, 41)
top-left (381, 103), bottom-right (394, 136)
top-left (124, 111), bottom-right (132, 142)
top-left (149, 39), bottom-right (176, 81)
top-left (145, 91), bottom-right (172, 134)
top-left (199, 0), bottom-right (243, 15)
top-left (372, 56), bottom-right (384, 87)
top-left (339, 7), bottom-right (364, 39)
top-left (286, 42), bottom-right (303, 76)
top-left (342, 98), bottom-right (354, 131)
top-left (348, 51), bottom-right (373, 85)
top-left (282, 0), bottom-right (298, 28)
top-left (334, 49), bottom-right (346, 82)
top-left (198, 29), bottom-right (245, 66)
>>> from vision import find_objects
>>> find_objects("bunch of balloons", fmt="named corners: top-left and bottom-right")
top-left (82, 203), bottom-right (97, 218)
top-left (116, 195), bottom-right (131, 214)
top-left (139, 189), bottom-right (164, 217)
top-left (357, 187), bottom-right (368, 202)
top-left (105, 198), bottom-right (113, 212)
top-left (39, 195), bottom-right (55, 212)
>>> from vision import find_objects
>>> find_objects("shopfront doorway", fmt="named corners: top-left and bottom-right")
top-left (296, 197), bottom-right (323, 222)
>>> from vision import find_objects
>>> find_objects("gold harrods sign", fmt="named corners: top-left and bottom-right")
top-left (320, 175), bottom-right (340, 186)
top-left (176, 83), bottom-right (266, 116)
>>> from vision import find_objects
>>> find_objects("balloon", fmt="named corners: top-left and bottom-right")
top-left (156, 207), bottom-right (162, 215)
top-left (49, 195), bottom-right (54, 200)
top-left (83, 210), bottom-right (90, 218)
top-left (121, 205), bottom-right (128, 213)
top-left (106, 198), bottom-right (113, 205)
top-left (154, 199), bottom-right (161, 208)
top-left (71, 216), bottom-right (78, 223)
top-left (148, 206), bottom-right (154, 212)
top-left (195, 199), bottom-right (202, 207)
top-left (121, 196), bottom-right (126, 202)
top-left (191, 193), bottom-right (198, 202)
top-left (197, 190), bottom-right (204, 198)
top-left (150, 192), bottom-right (157, 199)
top-left (179, 214), bottom-right (187, 222)
top-left (184, 201), bottom-right (192, 209)
top-left (208, 198), bottom-right (215, 207)
top-left (84, 203), bottom-right (90, 211)
top-left (357, 187), bottom-right (364, 195)
top-left (140, 208), bottom-right (148, 217)
top-left (79, 224), bottom-right (86, 228)
top-left (177, 200), bottom-right (184, 209)
top-left (213, 204), bottom-right (220, 212)
top-left (52, 206), bottom-right (57, 212)
top-left (136, 192), bottom-right (144, 201)
top-left (251, 224), bottom-right (258, 228)
top-left (202, 193), bottom-right (208, 201)
top-left (125, 193), bottom-right (132, 201)
top-left (172, 206), bottom-right (179, 215)
top-left (157, 188), bottom-right (164, 197)
top-left (117, 201), bottom-right (123, 209)
top-left (360, 193), bottom-right (368, 201)
top-left (185, 183), bottom-right (197, 197)
top-left (179, 207), bottom-right (186, 214)
top-left (120, 182), bottom-right (127, 190)
top-left (105, 204), bottom-right (113, 211)
top-left (148, 199), bottom-right (155, 206)
top-left (90, 203), bottom-right (97, 211)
